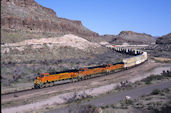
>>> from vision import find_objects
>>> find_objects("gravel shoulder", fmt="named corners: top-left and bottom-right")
top-left (48, 81), bottom-right (171, 113)
top-left (85, 81), bottom-right (171, 106)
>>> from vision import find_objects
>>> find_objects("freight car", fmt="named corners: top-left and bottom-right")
top-left (123, 51), bottom-right (148, 68)
top-left (34, 48), bottom-right (148, 89)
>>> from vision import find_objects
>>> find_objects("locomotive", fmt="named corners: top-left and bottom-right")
top-left (34, 48), bottom-right (148, 89)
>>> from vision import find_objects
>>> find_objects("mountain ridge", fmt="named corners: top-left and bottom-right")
top-left (1, 0), bottom-right (99, 38)
top-left (102, 31), bottom-right (155, 45)
top-left (156, 33), bottom-right (171, 44)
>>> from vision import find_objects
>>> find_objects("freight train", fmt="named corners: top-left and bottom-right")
top-left (34, 47), bottom-right (148, 88)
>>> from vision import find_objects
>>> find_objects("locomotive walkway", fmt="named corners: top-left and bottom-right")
top-left (48, 81), bottom-right (171, 113)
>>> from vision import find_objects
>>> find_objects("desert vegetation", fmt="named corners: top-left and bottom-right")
top-left (142, 70), bottom-right (171, 84)
top-left (99, 88), bottom-right (171, 113)
top-left (43, 70), bottom-right (171, 113)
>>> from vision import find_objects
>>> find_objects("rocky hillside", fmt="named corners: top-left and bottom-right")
top-left (0, 0), bottom-right (159, 89)
top-left (108, 31), bottom-right (155, 45)
top-left (156, 33), bottom-right (171, 44)
top-left (1, 0), bottom-right (132, 89)
top-left (1, 34), bottom-right (131, 87)
top-left (1, 0), bottom-right (98, 43)
top-left (1, 0), bottom-right (157, 45)
top-left (143, 33), bottom-right (171, 58)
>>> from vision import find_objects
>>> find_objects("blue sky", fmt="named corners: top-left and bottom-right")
top-left (35, 0), bottom-right (171, 36)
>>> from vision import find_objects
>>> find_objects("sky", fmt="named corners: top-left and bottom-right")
top-left (35, 0), bottom-right (171, 36)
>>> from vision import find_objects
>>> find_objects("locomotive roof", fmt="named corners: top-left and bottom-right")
top-left (87, 64), bottom-right (107, 69)
top-left (49, 69), bottom-right (79, 75)
top-left (85, 62), bottom-right (124, 69)
top-left (46, 62), bottom-right (124, 75)
top-left (113, 62), bottom-right (124, 65)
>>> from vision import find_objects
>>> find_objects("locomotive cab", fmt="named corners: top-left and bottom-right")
top-left (34, 73), bottom-right (45, 88)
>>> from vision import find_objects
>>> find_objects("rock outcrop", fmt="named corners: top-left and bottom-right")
top-left (156, 33), bottom-right (171, 44)
top-left (109, 31), bottom-right (155, 45)
top-left (1, 0), bottom-right (99, 37)
top-left (144, 33), bottom-right (171, 58)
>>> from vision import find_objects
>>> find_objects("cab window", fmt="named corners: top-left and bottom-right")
top-left (39, 74), bottom-right (44, 77)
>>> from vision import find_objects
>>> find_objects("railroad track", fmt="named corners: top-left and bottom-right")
top-left (2, 60), bottom-right (149, 101)
top-left (1, 67), bottom-right (125, 99)
top-left (2, 46), bottom-right (148, 99)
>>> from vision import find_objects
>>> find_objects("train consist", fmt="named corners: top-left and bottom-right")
top-left (34, 46), bottom-right (148, 88)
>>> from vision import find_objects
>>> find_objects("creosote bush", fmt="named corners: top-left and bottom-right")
top-left (142, 70), bottom-right (171, 85)
top-left (151, 89), bottom-right (161, 95)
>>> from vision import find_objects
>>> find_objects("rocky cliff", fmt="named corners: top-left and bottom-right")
top-left (156, 33), bottom-right (171, 44)
top-left (143, 33), bottom-right (171, 58)
top-left (109, 31), bottom-right (155, 45)
top-left (1, 0), bottom-right (99, 38)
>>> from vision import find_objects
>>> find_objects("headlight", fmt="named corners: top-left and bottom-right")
top-left (34, 80), bottom-right (40, 84)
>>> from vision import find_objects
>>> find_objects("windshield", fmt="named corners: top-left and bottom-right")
top-left (36, 73), bottom-right (44, 78)
top-left (39, 74), bottom-right (44, 77)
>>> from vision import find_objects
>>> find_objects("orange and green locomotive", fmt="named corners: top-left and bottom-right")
top-left (34, 62), bottom-right (124, 88)
top-left (34, 50), bottom-right (148, 89)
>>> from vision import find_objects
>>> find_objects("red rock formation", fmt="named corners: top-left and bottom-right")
top-left (1, 0), bottom-right (99, 37)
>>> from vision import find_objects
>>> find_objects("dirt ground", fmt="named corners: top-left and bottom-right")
top-left (2, 59), bottom-right (171, 113)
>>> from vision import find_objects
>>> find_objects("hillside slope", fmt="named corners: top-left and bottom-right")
top-left (1, 0), bottom-right (159, 90)
top-left (109, 31), bottom-right (155, 45)
top-left (156, 33), bottom-right (171, 44)
top-left (143, 33), bottom-right (171, 58)
top-left (1, 34), bottom-right (131, 88)
top-left (1, 0), bottom-right (99, 43)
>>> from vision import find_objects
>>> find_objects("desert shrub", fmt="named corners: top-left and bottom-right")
top-left (159, 103), bottom-right (171, 113)
top-left (110, 104), bottom-right (115, 108)
top-left (120, 101), bottom-right (128, 109)
top-left (151, 89), bottom-right (161, 95)
top-left (101, 106), bottom-right (105, 109)
top-left (134, 102), bottom-right (144, 108)
top-left (143, 75), bottom-right (163, 84)
top-left (145, 80), bottom-right (151, 84)
top-left (69, 104), bottom-right (96, 113)
top-left (126, 100), bottom-right (134, 105)
top-left (142, 75), bottom-right (153, 83)
top-left (148, 103), bottom-right (171, 113)
top-left (105, 105), bottom-right (109, 108)
top-left (162, 70), bottom-right (171, 77)
top-left (142, 70), bottom-right (171, 84)
top-left (162, 88), bottom-right (170, 93)
top-left (145, 97), bottom-right (152, 100)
